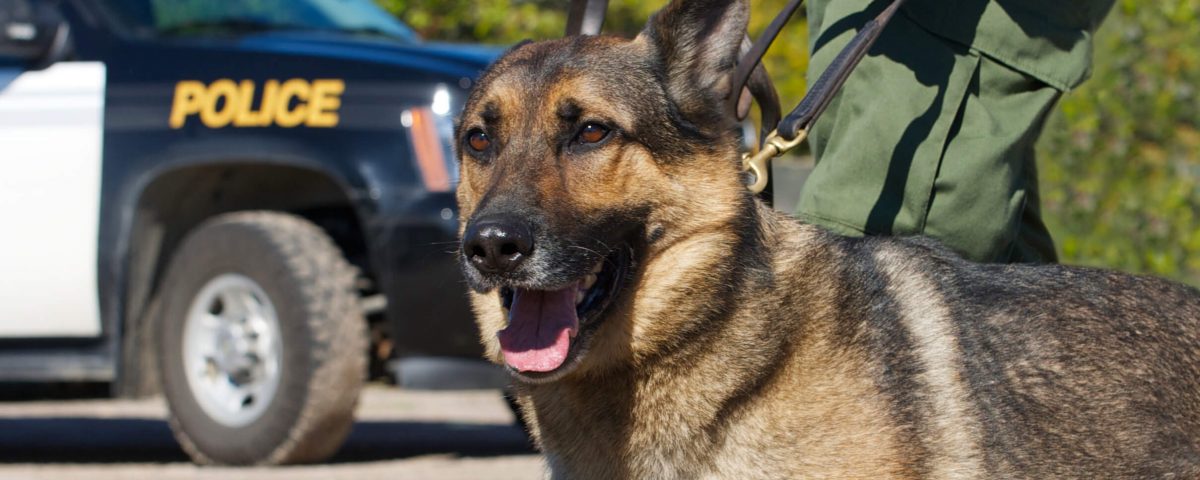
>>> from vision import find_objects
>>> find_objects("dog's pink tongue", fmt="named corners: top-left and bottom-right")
top-left (498, 287), bottom-right (578, 372)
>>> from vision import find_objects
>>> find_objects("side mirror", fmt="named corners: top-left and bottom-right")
top-left (0, 0), bottom-right (67, 67)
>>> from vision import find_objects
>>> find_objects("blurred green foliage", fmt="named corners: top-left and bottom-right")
top-left (378, 0), bottom-right (1199, 285)
top-left (373, 0), bottom-right (564, 42)
top-left (1039, 0), bottom-right (1200, 285)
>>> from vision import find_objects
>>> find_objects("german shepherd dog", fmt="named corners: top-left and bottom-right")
top-left (454, 0), bottom-right (1200, 477)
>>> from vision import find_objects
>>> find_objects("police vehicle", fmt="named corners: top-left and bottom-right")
top-left (0, 0), bottom-right (502, 465)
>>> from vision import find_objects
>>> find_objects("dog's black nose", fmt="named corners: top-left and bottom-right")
top-left (463, 216), bottom-right (534, 275)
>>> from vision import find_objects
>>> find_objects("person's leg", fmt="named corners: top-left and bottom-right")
top-left (796, 3), bottom-right (977, 240)
top-left (920, 56), bottom-right (1060, 263)
top-left (799, 1), bottom-right (1061, 263)
top-left (1008, 143), bottom-right (1059, 263)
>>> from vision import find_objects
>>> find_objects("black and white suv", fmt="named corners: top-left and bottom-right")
top-left (0, 0), bottom-right (502, 465)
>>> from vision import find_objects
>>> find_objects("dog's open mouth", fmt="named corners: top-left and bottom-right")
top-left (496, 247), bottom-right (629, 378)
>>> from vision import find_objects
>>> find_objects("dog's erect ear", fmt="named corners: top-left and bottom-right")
top-left (636, 0), bottom-right (749, 126)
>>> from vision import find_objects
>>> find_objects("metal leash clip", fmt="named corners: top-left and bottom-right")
top-left (741, 129), bottom-right (808, 194)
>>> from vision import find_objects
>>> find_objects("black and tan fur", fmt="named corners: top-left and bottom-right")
top-left (452, 0), bottom-right (1200, 477)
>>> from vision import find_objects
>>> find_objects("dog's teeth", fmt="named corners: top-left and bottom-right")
top-left (591, 261), bottom-right (604, 274)
top-left (575, 290), bottom-right (585, 305)
top-left (583, 274), bottom-right (598, 290)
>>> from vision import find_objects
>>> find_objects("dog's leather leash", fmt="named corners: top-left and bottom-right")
top-left (739, 0), bottom-right (908, 194)
top-left (728, 0), bottom-right (806, 119)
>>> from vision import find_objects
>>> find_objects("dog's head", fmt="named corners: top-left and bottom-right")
top-left (456, 0), bottom-right (754, 383)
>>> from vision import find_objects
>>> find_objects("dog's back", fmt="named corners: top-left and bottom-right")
top-left (771, 216), bottom-right (1200, 478)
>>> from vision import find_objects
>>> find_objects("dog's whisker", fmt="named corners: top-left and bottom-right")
top-left (567, 244), bottom-right (606, 261)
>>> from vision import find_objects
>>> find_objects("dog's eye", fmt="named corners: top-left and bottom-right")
top-left (466, 130), bottom-right (491, 152)
top-left (576, 123), bottom-right (609, 144)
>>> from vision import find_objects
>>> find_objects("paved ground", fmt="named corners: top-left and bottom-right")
top-left (0, 386), bottom-right (546, 480)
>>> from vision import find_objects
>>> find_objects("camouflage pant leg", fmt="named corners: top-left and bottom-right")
top-left (794, 5), bottom-right (1060, 263)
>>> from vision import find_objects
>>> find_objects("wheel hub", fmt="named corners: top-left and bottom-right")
top-left (183, 274), bottom-right (283, 427)
top-left (212, 322), bottom-right (262, 383)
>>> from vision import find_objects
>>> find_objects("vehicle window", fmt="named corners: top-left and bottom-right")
top-left (98, 0), bottom-right (419, 42)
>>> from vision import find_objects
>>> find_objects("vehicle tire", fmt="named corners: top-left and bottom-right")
top-left (157, 211), bottom-right (367, 465)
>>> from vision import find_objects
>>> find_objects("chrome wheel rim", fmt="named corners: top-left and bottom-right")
top-left (182, 274), bottom-right (283, 427)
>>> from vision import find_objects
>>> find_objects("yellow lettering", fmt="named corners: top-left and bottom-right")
top-left (199, 79), bottom-right (238, 128)
top-left (275, 79), bottom-right (310, 128)
top-left (169, 81), bottom-right (206, 129)
top-left (169, 78), bottom-right (344, 129)
top-left (233, 80), bottom-right (266, 127)
top-left (307, 79), bottom-right (344, 127)
top-left (258, 80), bottom-right (281, 127)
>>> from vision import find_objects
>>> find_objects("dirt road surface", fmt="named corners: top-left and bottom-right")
top-left (0, 386), bottom-right (545, 480)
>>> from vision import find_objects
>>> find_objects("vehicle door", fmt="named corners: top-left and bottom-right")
top-left (0, 0), bottom-right (104, 337)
